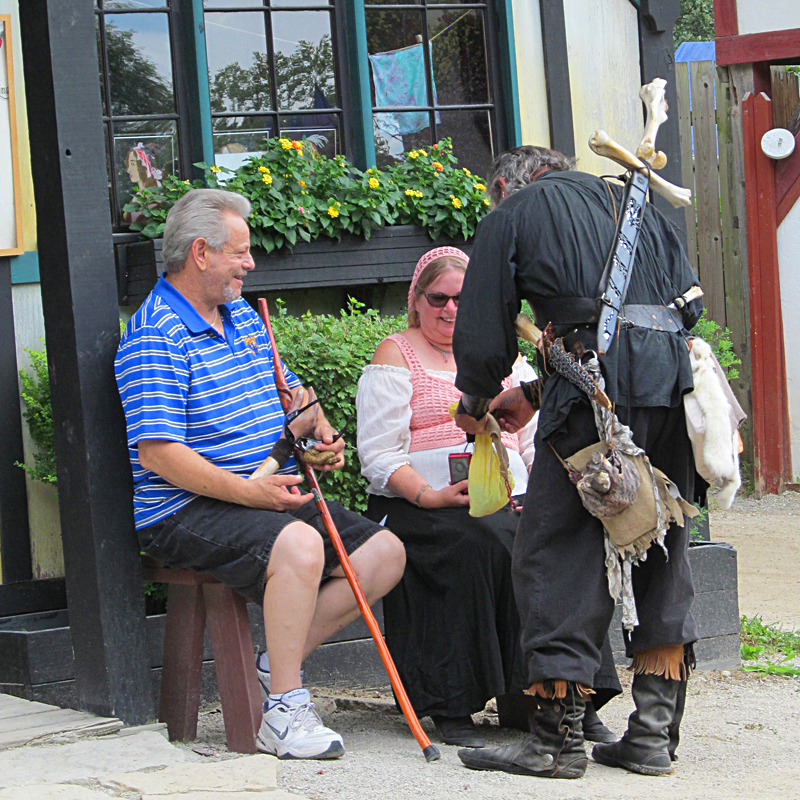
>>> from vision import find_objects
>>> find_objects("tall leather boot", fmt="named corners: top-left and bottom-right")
top-left (667, 678), bottom-right (687, 761)
top-left (459, 684), bottom-right (587, 779)
top-left (592, 671), bottom-right (679, 775)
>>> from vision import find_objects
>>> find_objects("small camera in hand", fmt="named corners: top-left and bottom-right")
top-left (448, 453), bottom-right (471, 485)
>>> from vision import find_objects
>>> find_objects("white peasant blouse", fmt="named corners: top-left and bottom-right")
top-left (356, 358), bottom-right (538, 497)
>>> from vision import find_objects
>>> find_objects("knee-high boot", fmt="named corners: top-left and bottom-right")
top-left (459, 683), bottom-right (587, 779)
top-left (667, 677), bottom-right (687, 761)
top-left (593, 671), bottom-right (679, 775)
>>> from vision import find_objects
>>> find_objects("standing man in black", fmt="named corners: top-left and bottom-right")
top-left (453, 146), bottom-right (702, 779)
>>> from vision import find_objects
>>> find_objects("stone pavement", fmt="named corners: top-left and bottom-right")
top-left (0, 693), bottom-right (306, 800)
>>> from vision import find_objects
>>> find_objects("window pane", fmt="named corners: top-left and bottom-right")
top-left (206, 12), bottom-right (270, 113)
top-left (366, 10), bottom-right (428, 110)
top-left (365, 0), bottom-right (421, 5)
top-left (272, 1), bottom-right (331, 7)
top-left (105, 13), bottom-right (174, 115)
top-left (279, 113), bottom-right (340, 158)
top-left (436, 109), bottom-right (493, 178)
top-left (429, 9), bottom-right (489, 106)
top-left (204, 1), bottom-right (263, 7)
top-left (212, 116), bottom-right (276, 179)
top-left (113, 120), bottom-right (179, 221)
top-left (272, 11), bottom-right (336, 111)
top-left (373, 111), bottom-right (432, 169)
top-left (104, 1), bottom-right (168, 9)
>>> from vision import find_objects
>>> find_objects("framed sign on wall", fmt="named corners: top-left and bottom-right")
top-left (0, 13), bottom-right (23, 256)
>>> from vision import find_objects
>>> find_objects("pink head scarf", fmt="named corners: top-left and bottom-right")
top-left (407, 245), bottom-right (469, 312)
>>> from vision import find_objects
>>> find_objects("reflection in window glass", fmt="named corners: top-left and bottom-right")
top-left (206, 12), bottom-right (270, 113)
top-left (204, 0), bottom-right (261, 7)
top-left (436, 109), bottom-right (493, 178)
top-left (272, 12), bottom-right (336, 111)
top-left (104, 0), bottom-right (168, 9)
top-left (271, 0), bottom-right (331, 7)
top-left (105, 13), bottom-right (174, 116)
top-left (428, 9), bottom-right (489, 106)
top-left (373, 112), bottom-right (431, 169)
top-left (279, 114), bottom-right (340, 158)
top-left (113, 120), bottom-right (178, 222)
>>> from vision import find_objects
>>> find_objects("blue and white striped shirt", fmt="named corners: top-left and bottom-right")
top-left (115, 277), bottom-right (301, 529)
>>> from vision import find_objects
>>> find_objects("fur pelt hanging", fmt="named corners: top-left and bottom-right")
top-left (683, 338), bottom-right (746, 510)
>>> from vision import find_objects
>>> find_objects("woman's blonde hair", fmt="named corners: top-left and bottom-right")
top-left (408, 255), bottom-right (467, 327)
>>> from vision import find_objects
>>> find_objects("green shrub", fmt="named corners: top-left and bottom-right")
top-left (691, 311), bottom-right (741, 380)
top-left (271, 299), bottom-right (405, 511)
top-left (124, 137), bottom-right (490, 252)
top-left (17, 347), bottom-right (57, 485)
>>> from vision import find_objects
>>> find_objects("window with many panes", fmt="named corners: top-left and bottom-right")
top-left (95, 1), bottom-right (186, 229)
top-left (365, 2), bottom-right (496, 177)
top-left (203, 1), bottom-right (342, 168)
top-left (97, 0), bottom-right (509, 228)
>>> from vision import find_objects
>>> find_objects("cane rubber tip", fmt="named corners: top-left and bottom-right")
top-left (423, 744), bottom-right (441, 762)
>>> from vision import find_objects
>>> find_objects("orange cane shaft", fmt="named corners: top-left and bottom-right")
top-left (257, 299), bottom-right (438, 761)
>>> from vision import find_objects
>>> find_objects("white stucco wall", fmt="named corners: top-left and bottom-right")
top-left (736, 1), bottom-right (800, 37)
top-left (511, 0), bottom-right (550, 148)
top-left (564, 0), bottom-right (641, 176)
top-left (777, 201), bottom-right (800, 481)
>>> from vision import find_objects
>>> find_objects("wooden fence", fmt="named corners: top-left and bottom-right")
top-left (675, 60), bottom-right (753, 458)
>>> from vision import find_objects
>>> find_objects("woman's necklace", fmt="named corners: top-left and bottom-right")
top-left (425, 337), bottom-right (453, 362)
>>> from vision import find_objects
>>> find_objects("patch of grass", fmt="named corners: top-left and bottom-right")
top-left (740, 615), bottom-right (800, 677)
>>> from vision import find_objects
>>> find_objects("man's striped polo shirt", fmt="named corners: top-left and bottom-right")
top-left (115, 276), bottom-right (301, 529)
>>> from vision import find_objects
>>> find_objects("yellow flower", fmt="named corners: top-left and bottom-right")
top-left (419, 149), bottom-right (427, 156)
top-left (405, 189), bottom-right (415, 197)
top-left (368, 177), bottom-right (379, 189)
top-left (451, 197), bottom-right (462, 209)
top-left (298, 180), bottom-right (306, 188)
top-left (279, 138), bottom-right (292, 149)
top-left (328, 205), bottom-right (339, 218)
top-left (483, 198), bottom-right (491, 206)
top-left (258, 166), bottom-right (269, 173)
top-left (408, 151), bottom-right (419, 159)
top-left (291, 140), bottom-right (303, 151)
top-left (366, 168), bottom-right (373, 174)
top-left (209, 165), bottom-right (221, 174)
top-left (432, 161), bottom-right (443, 171)
top-left (463, 168), bottom-right (471, 176)
top-left (262, 174), bottom-right (273, 185)
top-left (474, 183), bottom-right (486, 192)
top-left (335, 201), bottom-right (341, 207)
top-left (183, 180), bottom-right (190, 185)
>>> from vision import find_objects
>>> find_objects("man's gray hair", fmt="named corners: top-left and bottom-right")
top-left (162, 188), bottom-right (252, 274)
top-left (487, 146), bottom-right (575, 206)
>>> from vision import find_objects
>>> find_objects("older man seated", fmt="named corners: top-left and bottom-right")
top-left (115, 188), bottom-right (405, 760)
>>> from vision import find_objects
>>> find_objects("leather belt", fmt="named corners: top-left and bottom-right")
top-left (620, 304), bottom-right (684, 333)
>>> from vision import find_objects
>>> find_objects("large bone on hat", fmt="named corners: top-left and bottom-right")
top-left (407, 245), bottom-right (470, 311)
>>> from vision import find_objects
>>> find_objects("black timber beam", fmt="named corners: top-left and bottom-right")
top-left (0, 258), bottom-right (32, 584)
top-left (18, 0), bottom-right (154, 723)
top-left (540, 0), bottom-right (575, 157)
top-left (638, 0), bottom-right (687, 245)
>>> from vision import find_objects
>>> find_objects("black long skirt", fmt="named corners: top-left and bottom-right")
top-left (367, 495), bottom-right (622, 719)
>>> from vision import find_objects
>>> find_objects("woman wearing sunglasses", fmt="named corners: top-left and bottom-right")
top-left (355, 246), bottom-right (540, 747)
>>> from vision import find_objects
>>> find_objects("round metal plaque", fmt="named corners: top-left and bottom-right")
top-left (761, 128), bottom-right (796, 160)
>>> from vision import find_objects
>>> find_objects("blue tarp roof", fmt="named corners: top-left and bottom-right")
top-left (675, 41), bottom-right (716, 63)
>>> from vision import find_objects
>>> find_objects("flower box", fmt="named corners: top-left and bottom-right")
top-left (114, 225), bottom-right (474, 307)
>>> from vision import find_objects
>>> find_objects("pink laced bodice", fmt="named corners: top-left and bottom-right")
top-left (386, 333), bottom-right (519, 454)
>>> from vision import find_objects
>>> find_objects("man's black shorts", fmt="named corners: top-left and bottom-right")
top-left (138, 497), bottom-right (385, 603)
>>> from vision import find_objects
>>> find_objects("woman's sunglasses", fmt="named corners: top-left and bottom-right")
top-left (424, 292), bottom-right (461, 308)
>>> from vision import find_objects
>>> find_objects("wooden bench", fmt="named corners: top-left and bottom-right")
top-left (142, 557), bottom-right (262, 753)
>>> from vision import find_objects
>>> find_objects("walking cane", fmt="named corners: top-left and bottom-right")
top-left (254, 298), bottom-right (440, 763)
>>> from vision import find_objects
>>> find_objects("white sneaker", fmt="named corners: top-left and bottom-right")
top-left (257, 688), bottom-right (344, 760)
top-left (255, 652), bottom-right (304, 704)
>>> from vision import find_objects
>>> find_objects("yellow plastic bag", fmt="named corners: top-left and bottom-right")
top-left (449, 403), bottom-right (514, 517)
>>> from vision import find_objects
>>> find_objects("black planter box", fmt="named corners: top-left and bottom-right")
top-left (0, 542), bottom-right (740, 710)
top-left (115, 225), bottom-right (474, 307)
